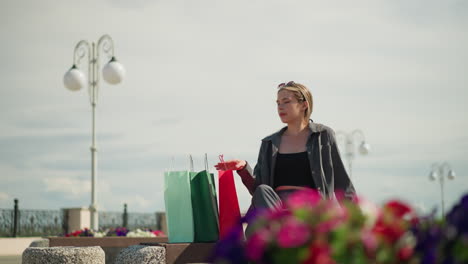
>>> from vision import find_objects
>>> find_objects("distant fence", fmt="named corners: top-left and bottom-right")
top-left (99, 211), bottom-right (163, 231)
top-left (1, 200), bottom-right (164, 237)
top-left (0, 208), bottom-right (63, 237)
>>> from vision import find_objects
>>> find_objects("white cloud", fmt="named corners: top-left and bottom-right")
top-left (43, 177), bottom-right (91, 197)
top-left (96, 194), bottom-right (154, 213)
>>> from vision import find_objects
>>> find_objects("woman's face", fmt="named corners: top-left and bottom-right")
top-left (276, 89), bottom-right (307, 124)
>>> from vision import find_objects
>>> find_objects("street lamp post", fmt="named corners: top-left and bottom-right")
top-left (335, 129), bottom-right (370, 178)
top-left (429, 162), bottom-right (456, 217)
top-left (63, 34), bottom-right (125, 230)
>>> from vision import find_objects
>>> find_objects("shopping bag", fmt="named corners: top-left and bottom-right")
top-left (217, 155), bottom-right (242, 238)
top-left (164, 160), bottom-right (194, 243)
top-left (190, 154), bottom-right (219, 242)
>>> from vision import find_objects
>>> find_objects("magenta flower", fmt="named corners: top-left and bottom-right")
top-left (246, 229), bottom-right (270, 261)
top-left (286, 189), bottom-right (321, 210)
top-left (361, 229), bottom-right (378, 253)
top-left (315, 217), bottom-right (342, 234)
top-left (277, 217), bottom-right (311, 248)
top-left (266, 208), bottom-right (291, 221)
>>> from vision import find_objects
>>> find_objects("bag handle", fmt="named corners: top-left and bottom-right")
top-left (218, 154), bottom-right (228, 171)
top-left (167, 156), bottom-right (175, 173)
top-left (204, 153), bottom-right (209, 172)
top-left (189, 154), bottom-right (194, 172)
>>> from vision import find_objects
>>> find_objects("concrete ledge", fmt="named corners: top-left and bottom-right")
top-left (0, 237), bottom-right (43, 256)
top-left (29, 238), bottom-right (49, 247)
top-left (49, 237), bottom-right (168, 247)
top-left (48, 237), bottom-right (168, 263)
top-left (115, 245), bottom-right (165, 264)
top-left (22, 246), bottom-right (105, 264)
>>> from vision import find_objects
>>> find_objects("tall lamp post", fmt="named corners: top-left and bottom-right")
top-left (63, 34), bottom-right (125, 230)
top-left (429, 162), bottom-right (456, 217)
top-left (335, 129), bottom-right (370, 178)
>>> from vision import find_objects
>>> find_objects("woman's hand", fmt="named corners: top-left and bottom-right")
top-left (214, 159), bottom-right (247, 171)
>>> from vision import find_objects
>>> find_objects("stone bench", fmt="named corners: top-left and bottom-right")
top-left (41, 237), bottom-right (213, 263)
top-left (115, 245), bottom-right (165, 264)
top-left (48, 236), bottom-right (168, 263)
top-left (22, 246), bottom-right (105, 264)
top-left (29, 238), bottom-right (49, 247)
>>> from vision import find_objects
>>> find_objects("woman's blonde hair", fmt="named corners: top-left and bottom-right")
top-left (277, 81), bottom-right (313, 120)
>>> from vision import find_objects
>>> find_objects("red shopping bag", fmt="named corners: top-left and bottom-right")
top-left (218, 155), bottom-right (242, 239)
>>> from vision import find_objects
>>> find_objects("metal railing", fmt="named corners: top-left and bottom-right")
top-left (0, 207), bottom-right (64, 237)
top-left (99, 211), bottom-right (160, 231)
top-left (1, 200), bottom-right (164, 237)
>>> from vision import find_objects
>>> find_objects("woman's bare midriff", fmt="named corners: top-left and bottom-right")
top-left (275, 185), bottom-right (311, 192)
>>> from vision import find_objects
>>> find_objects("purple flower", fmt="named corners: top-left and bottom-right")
top-left (107, 227), bottom-right (129, 237)
top-left (79, 228), bottom-right (93, 237)
top-left (209, 225), bottom-right (247, 264)
top-left (242, 207), bottom-right (262, 224)
top-left (410, 216), bottom-right (441, 264)
top-left (446, 194), bottom-right (468, 235)
top-left (411, 194), bottom-right (468, 264)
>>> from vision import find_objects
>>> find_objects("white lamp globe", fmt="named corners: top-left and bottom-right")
top-left (448, 169), bottom-right (456, 180)
top-left (429, 170), bottom-right (438, 181)
top-left (359, 142), bottom-right (370, 155)
top-left (102, 57), bottom-right (125, 85)
top-left (64, 66), bottom-right (87, 91)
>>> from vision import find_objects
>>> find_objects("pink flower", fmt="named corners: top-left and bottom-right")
top-left (286, 189), bottom-right (322, 210)
top-left (266, 208), bottom-right (291, 221)
top-left (313, 202), bottom-right (348, 234)
top-left (361, 230), bottom-right (378, 254)
top-left (246, 230), bottom-right (270, 261)
top-left (315, 218), bottom-right (342, 234)
top-left (277, 217), bottom-right (311, 248)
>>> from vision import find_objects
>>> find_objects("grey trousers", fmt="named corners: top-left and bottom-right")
top-left (245, 184), bottom-right (296, 237)
top-left (251, 184), bottom-right (297, 210)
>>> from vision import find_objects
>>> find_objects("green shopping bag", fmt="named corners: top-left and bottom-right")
top-left (164, 165), bottom-right (194, 243)
top-left (190, 154), bottom-right (219, 242)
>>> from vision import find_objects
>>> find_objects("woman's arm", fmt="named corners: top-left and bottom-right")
top-left (214, 159), bottom-right (255, 194)
top-left (236, 162), bottom-right (255, 195)
top-left (236, 141), bottom-right (265, 195)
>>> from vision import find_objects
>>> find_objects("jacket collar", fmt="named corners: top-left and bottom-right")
top-left (261, 120), bottom-right (322, 143)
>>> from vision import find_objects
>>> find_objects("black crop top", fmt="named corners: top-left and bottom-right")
top-left (273, 152), bottom-right (316, 189)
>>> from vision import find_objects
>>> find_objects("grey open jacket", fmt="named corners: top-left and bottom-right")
top-left (237, 121), bottom-right (356, 200)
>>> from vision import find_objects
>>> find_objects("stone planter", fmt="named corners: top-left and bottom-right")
top-left (23, 246), bottom-right (105, 264)
top-left (114, 245), bottom-right (165, 264)
top-left (48, 237), bottom-right (168, 263)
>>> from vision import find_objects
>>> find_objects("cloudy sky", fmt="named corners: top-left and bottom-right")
top-left (0, 0), bottom-right (467, 215)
